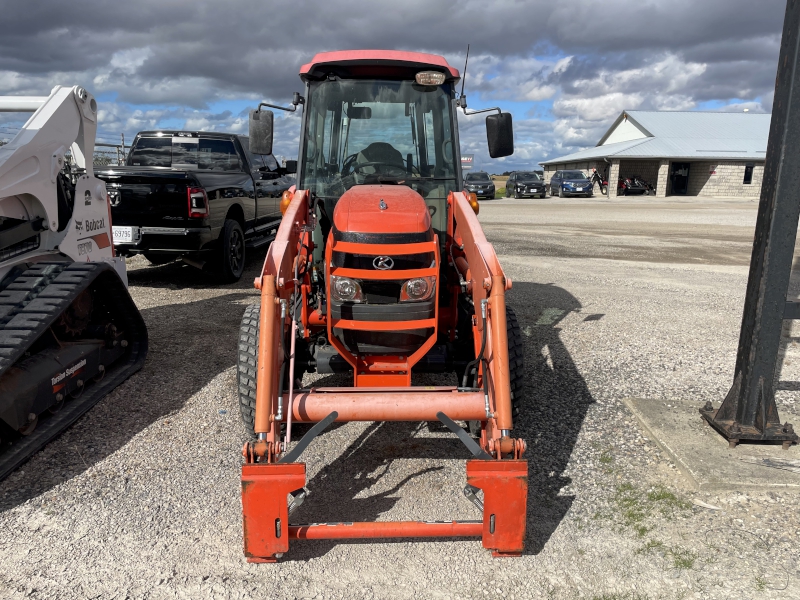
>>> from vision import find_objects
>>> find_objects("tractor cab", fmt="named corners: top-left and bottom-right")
top-left (297, 51), bottom-right (462, 243)
top-left (249, 51), bottom-right (513, 388)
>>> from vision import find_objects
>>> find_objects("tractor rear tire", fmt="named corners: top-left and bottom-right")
top-left (238, 303), bottom-right (260, 435)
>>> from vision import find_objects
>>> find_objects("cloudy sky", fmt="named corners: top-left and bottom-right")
top-left (0, 0), bottom-right (787, 171)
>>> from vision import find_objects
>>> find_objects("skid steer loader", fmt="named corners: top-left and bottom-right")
top-left (238, 51), bottom-right (526, 561)
top-left (0, 85), bottom-right (147, 480)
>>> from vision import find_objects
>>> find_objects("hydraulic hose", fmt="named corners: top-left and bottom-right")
top-left (461, 299), bottom-right (488, 388)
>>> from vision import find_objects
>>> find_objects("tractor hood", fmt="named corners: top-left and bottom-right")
top-left (332, 185), bottom-right (432, 241)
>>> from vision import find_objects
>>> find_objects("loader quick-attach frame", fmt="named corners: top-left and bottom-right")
top-left (240, 188), bottom-right (528, 561)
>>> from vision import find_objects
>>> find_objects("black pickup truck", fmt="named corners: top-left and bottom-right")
top-left (95, 131), bottom-right (294, 281)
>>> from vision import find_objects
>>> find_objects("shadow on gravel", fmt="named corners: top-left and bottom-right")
top-left (289, 418), bottom-right (469, 561)
top-left (507, 282), bottom-right (594, 555)
top-left (289, 282), bottom-right (592, 559)
top-left (0, 250), bottom-right (268, 512)
top-left (126, 257), bottom-right (237, 290)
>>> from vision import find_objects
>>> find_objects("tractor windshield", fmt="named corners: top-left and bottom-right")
top-left (300, 78), bottom-right (458, 209)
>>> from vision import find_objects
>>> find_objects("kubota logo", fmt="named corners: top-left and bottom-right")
top-left (373, 256), bottom-right (394, 270)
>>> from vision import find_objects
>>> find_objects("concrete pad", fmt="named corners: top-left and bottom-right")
top-left (623, 396), bottom-right (800, 492)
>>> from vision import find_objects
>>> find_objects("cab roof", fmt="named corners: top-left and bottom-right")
top-left (299, 50), bottom-right (460, 82)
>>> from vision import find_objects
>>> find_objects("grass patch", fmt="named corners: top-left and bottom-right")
top-left (607, 483), bottom-right (692, 538)
top-left (636, 539), bottom-right (666, 556)
top-left (599, 451), bottom-right (614, 465)
top-left (495, 188), bottom-right (505, 198)
top-left (614, 483), bottom-right (651, 537)
top-left (754, 575), bottom-right (767, 591)
top-left (637, 539), bottom-right (698, 572)
top-left (647, 485), bottom-right (692, 518)
top-left (669, 547), bottom-right (697, 571)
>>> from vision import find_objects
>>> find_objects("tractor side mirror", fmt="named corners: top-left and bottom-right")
top-left (249, 109), bottom-right (274, 156)
top-left (486, 112), bottom-right (514, 158)
top-left (284, 160), bottom-right (297, 174)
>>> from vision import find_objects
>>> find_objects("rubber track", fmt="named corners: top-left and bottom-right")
top-left (0, 262), bottom-right (148, 480)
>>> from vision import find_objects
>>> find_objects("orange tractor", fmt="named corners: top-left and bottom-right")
top-left (238, 50), bottom-right (527, 561)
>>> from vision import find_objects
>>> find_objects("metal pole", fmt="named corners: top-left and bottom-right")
top-left (701, 0), bottom-right (800, 450)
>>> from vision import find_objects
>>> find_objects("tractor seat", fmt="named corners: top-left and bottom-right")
top-left (356, 142), bottom-right (405, 171)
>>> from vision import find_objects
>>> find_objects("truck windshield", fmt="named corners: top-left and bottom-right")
top-left (127, 136), bottom-right (242, 171)
top-left (300, 79), bottom-right (457, 200)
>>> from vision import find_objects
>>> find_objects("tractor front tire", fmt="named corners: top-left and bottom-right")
top-left (238, 303), bottom-right (260, 435)
top-left (468, 304), bottom-right (526, 437)
top-left (506, 304), bottom-right (525, 416)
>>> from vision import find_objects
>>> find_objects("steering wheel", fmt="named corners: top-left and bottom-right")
top-left (343, 159), bottom-right (410, 178)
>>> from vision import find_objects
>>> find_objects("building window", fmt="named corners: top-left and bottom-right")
top-left (743, 163), bottom-right (754, 185)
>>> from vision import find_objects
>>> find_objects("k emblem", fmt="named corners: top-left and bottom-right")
top-left (373, 256), bottom-right (394, 270)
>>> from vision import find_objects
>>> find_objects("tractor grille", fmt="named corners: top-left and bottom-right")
top-left (331, 251), bottom-right (434, 271)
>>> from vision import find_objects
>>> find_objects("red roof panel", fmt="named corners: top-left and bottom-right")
top-left (299, 50), bottom-right (460, 78)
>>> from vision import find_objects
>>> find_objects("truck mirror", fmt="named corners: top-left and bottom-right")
top-left (284, 160), bottom-right (297, 174)
top-left (249, 109), bottom-right (274, 156)
top-left (486, 112), bottom-right (513, 158)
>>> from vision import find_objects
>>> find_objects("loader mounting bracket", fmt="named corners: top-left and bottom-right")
top-left (240, 458), bottom-right (528, 561)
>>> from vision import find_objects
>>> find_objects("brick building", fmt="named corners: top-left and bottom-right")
top-left (540, 111), bottom-right (770, 198)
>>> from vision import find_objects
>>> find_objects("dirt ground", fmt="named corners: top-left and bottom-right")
top-left (2, 196), bottom-right (799, 600)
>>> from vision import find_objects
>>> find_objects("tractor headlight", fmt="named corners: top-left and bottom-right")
top-left (400, 277), bottom-right (436, 302)
top-left (330, 275), bottom-right (363, 303)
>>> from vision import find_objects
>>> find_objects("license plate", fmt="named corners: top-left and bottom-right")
top-left (112, 226), bottom-right (135, 244)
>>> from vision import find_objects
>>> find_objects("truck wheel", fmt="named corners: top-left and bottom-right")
top-left (220, 219), bottom-right (245, 282)
top-left (238, 304), bottom-right (260, 434)
top-left (558, 188), bottom-right (564, 198)
top-left (143, 253), bottom-right (174, 266)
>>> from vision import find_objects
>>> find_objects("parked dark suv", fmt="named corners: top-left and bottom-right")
top-left (548, 170), bottom-right (593, 198)
top-left (506, 171), bottom-right (546, 198)
top-left (464, 171), bottom-right (496, 199)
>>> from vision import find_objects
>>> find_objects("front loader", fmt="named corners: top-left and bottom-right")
top-left (0, 86), bottom-right (147, 480)
top-left (237, 51), bottom-right (526, 561)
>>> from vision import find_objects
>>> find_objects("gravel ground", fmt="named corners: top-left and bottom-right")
top-left (2, 197), bottom-right (800, 599)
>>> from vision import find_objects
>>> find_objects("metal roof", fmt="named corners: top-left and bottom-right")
top-left (541, 111), bottom-right (771, 165)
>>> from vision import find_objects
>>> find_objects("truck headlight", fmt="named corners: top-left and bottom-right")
top-left (400, 277), bottom-right (435, 302)
top-left (330, 275), bottom-right (363, 303)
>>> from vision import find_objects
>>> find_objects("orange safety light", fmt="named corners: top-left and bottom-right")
top-left (468, 192), bottom-right (480, 215)
top-left (280, 190), bottom-right (293, 214)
